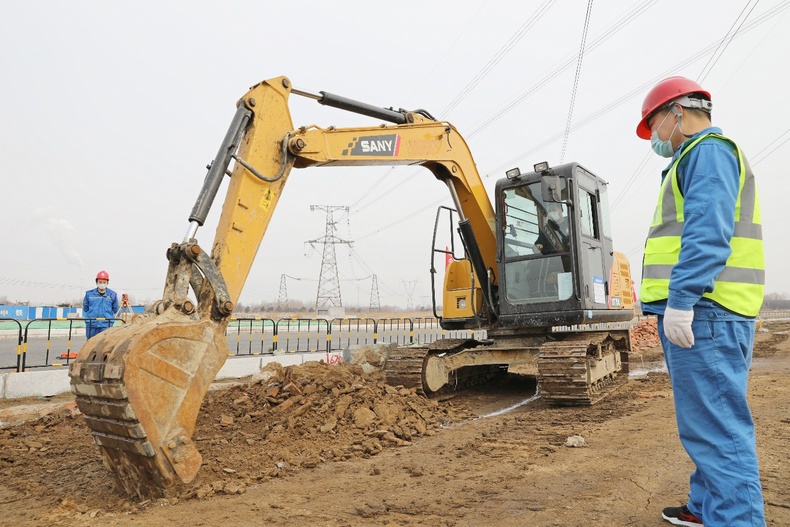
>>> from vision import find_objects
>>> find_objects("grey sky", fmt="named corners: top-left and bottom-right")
top-left (1, 1), bottom-right (788, 308)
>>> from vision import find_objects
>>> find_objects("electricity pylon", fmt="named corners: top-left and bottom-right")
top-left (369, 274), bottom-right (381, 311)
top-left (402, 280), bottom-right (418, 310)
top-left (308, 205), bottom-right (351, 308)
top-left (277, 274), bottom-right (288, 310)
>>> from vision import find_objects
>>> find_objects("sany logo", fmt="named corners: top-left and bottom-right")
top-left (342, 134), bottom-right (401, 156)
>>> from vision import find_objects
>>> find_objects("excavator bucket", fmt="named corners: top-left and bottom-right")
top-left (67, 78), bottom-right (297, 500)
top-left (69, 308), bottom-right (228, 499)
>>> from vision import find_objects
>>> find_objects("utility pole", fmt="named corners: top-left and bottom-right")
top-left (277, 274), bottom-right (288, 311)
top-left (308, 205), bottom-right (351, 308)
top-left (369, 274), bottom-right (381, 311)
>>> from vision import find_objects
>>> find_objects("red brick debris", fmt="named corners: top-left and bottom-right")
top-left (631, 317), bottom-right (660, 354)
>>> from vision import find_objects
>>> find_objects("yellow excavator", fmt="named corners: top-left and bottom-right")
top-left (69, 76), bottom-right (634, 500)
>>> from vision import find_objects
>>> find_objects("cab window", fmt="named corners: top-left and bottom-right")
top-left (578, 190), bottom-right (599, 239)
top-left (502, 181), bottom-right (573, 304)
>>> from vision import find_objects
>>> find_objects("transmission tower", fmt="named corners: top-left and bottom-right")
top-left (369, 274), bottom-right (381, 311)
top-left (277, 274), bottom-right (288, 311)
top-left (308, 205), bottom-right (351, 308)
top-left (402, 280), bottom-right (418, 310)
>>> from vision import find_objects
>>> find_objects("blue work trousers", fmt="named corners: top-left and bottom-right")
top-left (659, 310), bottom-right (765, 527)
top-left (85, 321), bottom-right (110, 340)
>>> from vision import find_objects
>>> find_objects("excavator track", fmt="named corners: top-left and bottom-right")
top-left (383, 339), bottom-right (487, 396)
top-left (384, 346), bottom-right (431, 395)
top-left (536, 331), bottom-right (628, 406)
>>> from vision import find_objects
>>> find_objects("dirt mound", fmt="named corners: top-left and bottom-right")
top-left (186, 361), bottom-right (471, 499)
top-left (0, 360), bottom-right (472, 519)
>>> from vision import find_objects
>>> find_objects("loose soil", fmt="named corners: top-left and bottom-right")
top-left (0, 320), bottom-right (788, 527)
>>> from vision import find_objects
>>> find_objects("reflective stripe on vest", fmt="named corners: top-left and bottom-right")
top-left (640, 133), bottom-right (765, 316)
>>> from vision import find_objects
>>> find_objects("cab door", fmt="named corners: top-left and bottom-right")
top-left (574, 168), bottom-right (610, 310)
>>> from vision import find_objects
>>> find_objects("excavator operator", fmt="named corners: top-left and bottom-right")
top-left (535, 202), bottom-right (569, 255)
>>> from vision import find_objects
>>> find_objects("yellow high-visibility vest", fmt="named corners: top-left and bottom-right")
top-left (640, 133), bottom-right (764, 317)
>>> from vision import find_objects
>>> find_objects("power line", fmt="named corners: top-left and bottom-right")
top-left (467, 0), bottom-right (658, 138)
top-left (752, 128), bottom-right (790, 166)
top-left (355, 196), bottom-right (447, 241)
top-left (406, 1), bottom-right (491, 100)
top-left (347, 247), bottom-right (402, 298)
top-left (610, 151), bottom-right (654, 211)
top-left (318, 2), bottom-right (788, 281)
top-left (559, 0), bottom-right (594, 163)
top-left (440, 0), bottom-right (557, 117)
top-left (483, 2), bottom-right (790, 185)
top-left (345, 3), bottom-right (497, 217)
top-left (697, 0), bottom-right (761, 83)
top-left (719, 4), bottom-right (788, 91)
top-left (341, 1), bottom-right (657, 227)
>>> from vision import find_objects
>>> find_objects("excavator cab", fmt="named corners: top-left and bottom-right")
top-left (435, 161), bottom-right (634, 331)
top-left (495, 162), bottom-right (633, 329)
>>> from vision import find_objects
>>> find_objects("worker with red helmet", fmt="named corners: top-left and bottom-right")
top-left (638, 77), bottom-right (765, 526)
top-left (83, 270), bottom-right (119, 339)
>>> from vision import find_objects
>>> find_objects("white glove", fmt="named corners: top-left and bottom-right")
top-left (663, 306), bottom-right (695, 348)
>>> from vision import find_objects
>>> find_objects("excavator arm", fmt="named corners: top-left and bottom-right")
top-left (211, 77), bottom-right (498, 312)
top-left (69, 76), bottom-right (500, 499)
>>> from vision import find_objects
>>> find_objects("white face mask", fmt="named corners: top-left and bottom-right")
top-left (97, 283), bottom-right (107, 291)
top-left (649, 109), bottom-right (678, 158)
top-left (548, 210), bottom-right (563, 222)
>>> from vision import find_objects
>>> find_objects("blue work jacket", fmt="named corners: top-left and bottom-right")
top-left (83, 287), bottom-right (119, 327)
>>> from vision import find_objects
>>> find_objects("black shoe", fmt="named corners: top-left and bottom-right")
top-left (662, 504), bottom-right (703, 526)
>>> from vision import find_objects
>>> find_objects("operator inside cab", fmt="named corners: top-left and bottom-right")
top-left (536, 202), bottom-right (570, 255)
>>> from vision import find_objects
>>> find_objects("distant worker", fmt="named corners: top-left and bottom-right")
top-left (637, 77), bottom-right (765, 527)
top-left (83, 270), bottom-right (119, 339)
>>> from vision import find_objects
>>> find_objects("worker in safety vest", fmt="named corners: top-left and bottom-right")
top-left (637, 77), bottom-right (765, 527)
top-left (83, 270), bottom-right (119, 339)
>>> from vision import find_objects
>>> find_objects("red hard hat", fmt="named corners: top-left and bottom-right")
top-left (636, 76), bottom-right (711, 139)
top-left (96, 270), bottom-right (110, 281)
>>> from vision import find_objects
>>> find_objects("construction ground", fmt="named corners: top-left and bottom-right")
top-left (0, 318), bottom-right (788, 527)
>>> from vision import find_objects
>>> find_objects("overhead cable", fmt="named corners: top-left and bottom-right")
top-left (752, 127), bottom-right (790, 166)
top-left (344, 1), bottom-right (654, 223)
top-left (697, 0), bottom-right (761, 83)
top-left (440, 0), bottom-right (557, 117)
top-left (468, 0), bottom-right (658, 137)
top-left (483, 1), bottom-right (790, 181)
top-left (559, 0), bottom-right (594, 163)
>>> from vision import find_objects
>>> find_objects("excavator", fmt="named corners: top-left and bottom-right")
top-left (69, 76), bottom-right (634, 500)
